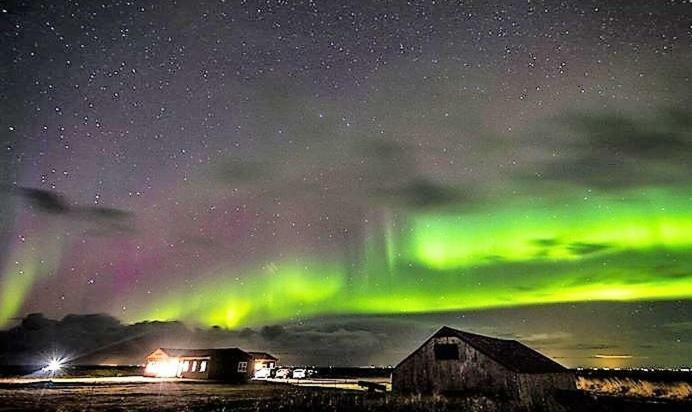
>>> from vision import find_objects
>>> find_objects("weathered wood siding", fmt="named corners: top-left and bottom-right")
top-left (514, 372), bottom-right (576, 409)
top-left (392, 335), bottom-right (576, 409)
top-left (392, 335), bottom-right (514, 396)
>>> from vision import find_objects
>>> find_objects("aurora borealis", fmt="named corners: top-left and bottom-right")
top-left (1, 0), bottom-right (691, 367)
top-left (132, 185), bottom-right (692, 329)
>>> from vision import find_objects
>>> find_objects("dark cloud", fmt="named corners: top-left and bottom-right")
top-left (8, 186), bottom-right (69, 213)
top-left (566, 242), bottom-right (612, 256)
top-left (236, 327), bottom-right (257, 339)
top-left (563, 110), bottom-right (692, 158)
top-left (533, 107), bottom-right (692, 189)
top-left (78, 206), bottom-right (132, 221)
top-left (370, 178), bottom-right (468, 210)
top-left (529, 239), bottom-right (612, 258)
top-left (0, 313), bottom-right (395, 366)
top-left (532, 239), bottom-right (561, 248)
top-left (213, 137), bottom-right (472, 211)
top-left (211, 69), bottom-right (692, 218)
top-left (0, 313), bottom-right (190, 365)
top-left (260, 325), bottom-right (285, 341)
top-left (4, 186), bottom-right (135, 235)
top-left (2, 300), bottom-right (691, 367)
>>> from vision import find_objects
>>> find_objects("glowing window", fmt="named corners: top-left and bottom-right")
top-left (191, 361), bottom-right (197, 372)
top-left (200, 361), bottom-right (207, 372)
top-left (182, 361), bottom-right (189, 372)
top-left (238, 361), bottom-right (248, 372)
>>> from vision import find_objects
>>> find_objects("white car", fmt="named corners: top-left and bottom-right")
top-left (253, 368), bottom-right (272, 379)
top-left (274, 368), bottom-right (291, 379)
top-left (292, 368), bottom-right (306, 379)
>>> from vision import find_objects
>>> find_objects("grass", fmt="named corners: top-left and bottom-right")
top-left (577, 376), bottom-right (692, 400)
top-left (2, 373), bottom-right (692, 411)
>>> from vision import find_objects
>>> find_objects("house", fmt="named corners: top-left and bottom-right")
top-left (392, 326), bottom-right (575, 408)
top-left (143, 347), bottom-right (277, 382)
top-left (247, 351), bottom-right (278, 377)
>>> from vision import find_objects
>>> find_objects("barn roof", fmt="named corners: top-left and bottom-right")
top-left (157, 347), bottom-right (250, 358)
top-left (397, 326), bottom-right (567, 374)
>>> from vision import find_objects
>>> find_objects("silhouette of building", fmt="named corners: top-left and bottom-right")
top-left (143, 347), bottom-right (277, 382)
top-left (392, 326), bottom-right (575, 408)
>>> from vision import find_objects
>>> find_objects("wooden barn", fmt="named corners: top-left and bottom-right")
top-left (143, 347), bottom-right (276, 382)
top-left (392, 326), bottom-right (575, 408)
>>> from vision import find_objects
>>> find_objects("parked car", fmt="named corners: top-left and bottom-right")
top-left (253, 367), bottom-right (272, 379)
top-left (292, 368), bottom-right (306, 379)
top-left (274, 368), bottom-right (291, 379)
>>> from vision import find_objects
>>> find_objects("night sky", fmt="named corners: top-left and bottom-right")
top-left (1, 1), bottom-right (691, 367)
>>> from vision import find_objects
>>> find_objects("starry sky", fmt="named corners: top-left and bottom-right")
top-left (0, 0), bottom-right (691, 367)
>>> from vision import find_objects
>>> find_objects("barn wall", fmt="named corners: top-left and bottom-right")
top-left (392, 335), bottom-right (514, 396)
top-left (514, 372), bottom-right (576, 408)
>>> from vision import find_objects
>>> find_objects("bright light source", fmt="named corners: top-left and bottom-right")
top-left (144, 358), bottom-right (180, 378)
top-left (43, 357), bottom-right (65, 373)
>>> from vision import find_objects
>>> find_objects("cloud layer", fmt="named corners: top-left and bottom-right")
top-left (2, 300), bottom-right (690, 368)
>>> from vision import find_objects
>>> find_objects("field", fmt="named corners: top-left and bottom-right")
top-left (576, 369), bottom-right (692, 400)
top-left (0, 379), bottom-right (530, 412)
top-left (0, 379), bottom-right (293, 411)
top-left (0, 370), bottom-right (691, 411)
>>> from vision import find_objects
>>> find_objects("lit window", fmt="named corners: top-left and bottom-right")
top-left (200, 361), bottom-right (207, 372)
top-left (191, 361), bottom-right (197, 372)
top-left (238, 361), bottom-right (248, 372)
top-left (145, 359), bottom-right (180, 378)
top-left (182, 361), bottom-right (189, 372)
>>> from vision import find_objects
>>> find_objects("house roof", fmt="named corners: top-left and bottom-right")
top-left (397, 326), bottom-right (567, 374)
top-left (156, 347), bottom-right (250, 358)
top-left (247, 351), bottom-right (278, 360)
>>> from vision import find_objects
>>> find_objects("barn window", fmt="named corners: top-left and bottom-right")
top-left (191, 361), bottom-right (198, 372)
top-left (200, 361), bottom-right (207, 372)
top-left (434, 343), bottom-right (459, 360)
top-left (238, 361), bottom-right (248, 372)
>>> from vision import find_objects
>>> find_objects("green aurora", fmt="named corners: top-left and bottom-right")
top-left (0, 238), bottom-right (62, 327)
top-left (133, 185), bottom-right (692, 328)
